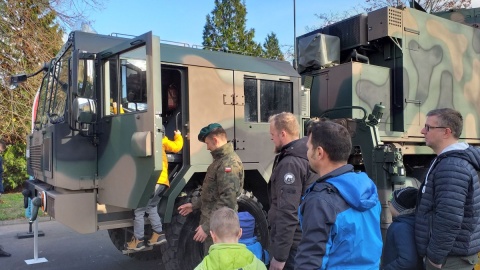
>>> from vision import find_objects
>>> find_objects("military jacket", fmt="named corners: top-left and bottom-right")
top-left (193, 142), bottom-right (244, 233)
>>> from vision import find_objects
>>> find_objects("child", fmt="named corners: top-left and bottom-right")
top-left (125, 130), bottom-right (183, 251)
top-left (195, 207), bottom-right (266, 270)
top-left (382, 187), bottom-right (422, 270)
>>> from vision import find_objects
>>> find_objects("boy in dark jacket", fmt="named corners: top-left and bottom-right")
top-left (382, 187), bottom-right (422, 270)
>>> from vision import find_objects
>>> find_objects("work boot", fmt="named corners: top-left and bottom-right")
top-left (124, 236), bottom-right (145, 251)
top-left (0, 246), bottom-right (11, 257)
top-left (148, 231), bottom-right (167, 246)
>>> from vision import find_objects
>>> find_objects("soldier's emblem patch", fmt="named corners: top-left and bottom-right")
top-left (284, 173), bottom-right (295, 184)
top-left (225, 167), bottom-right (232, 173)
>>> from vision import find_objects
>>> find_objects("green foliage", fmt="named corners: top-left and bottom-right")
top-left (263, 32), bottom-right (285, 61)
top-left (0, 0), bottom-right (63, 145)
top-left (2, 143), bottom-right (28, 191)
top-left (203, 0), bottom-right (262, 56)
top-left (203, 0), bottom-right (287, 59)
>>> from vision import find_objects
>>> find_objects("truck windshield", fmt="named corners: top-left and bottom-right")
top-left (34, 46), bottom-right (72, 129)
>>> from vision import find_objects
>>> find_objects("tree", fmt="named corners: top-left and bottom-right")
top-left (202, 0), bottom-right (262, 56)
top-left (0, 0), bottom-right (103, 191)
top-left (0, 0), bottom-right (104, 144)
top-left (311, 0), bottom-right (471, 29)
top-left (0, 0), bottom-right (63, 143)
top-left (363, 0), bottom-right (471, 12)
top-left (263, 32), bottom-right (284, 60)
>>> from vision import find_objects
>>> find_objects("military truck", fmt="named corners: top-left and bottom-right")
top-left (297, 2), bottom-right (480, 240)
top-left (11, 31), bottom-right (300, 268)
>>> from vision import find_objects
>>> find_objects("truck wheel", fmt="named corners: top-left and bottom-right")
top-left (161, 189), bottom-right (269, 269)
top-left (161, 187), bottom-right (204, 270)
top-left (108, 226), bottom-right (163, 261)
top-left (237, 191), bottom-right (270, 249)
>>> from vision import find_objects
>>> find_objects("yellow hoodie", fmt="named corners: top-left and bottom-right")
top-left (158, 133), bottom-right (183, 186)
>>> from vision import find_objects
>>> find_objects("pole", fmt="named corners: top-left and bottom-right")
top-left (293, 0), bottom-right (297, 70)
top-left (24, 219), bottom-right (48, 264)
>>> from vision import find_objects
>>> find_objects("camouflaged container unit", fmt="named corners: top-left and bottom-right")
top-left (299, 6), bottom-right (480, 150)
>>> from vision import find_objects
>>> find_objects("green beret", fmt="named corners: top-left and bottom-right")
top-left (198, 123), bottom-right (222, 142)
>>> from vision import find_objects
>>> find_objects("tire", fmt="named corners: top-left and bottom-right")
top-left (107, 226), bottom-right (163, 261)
top-left (161, 188), bottom-right (269, 270)
top-left (161, 187), bottom-right (204, 270)
top-left (237, 191), bottom-right (269, 250)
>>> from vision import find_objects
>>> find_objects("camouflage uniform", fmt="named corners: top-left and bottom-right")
top-left (192, 142), bottom-right (244, 240)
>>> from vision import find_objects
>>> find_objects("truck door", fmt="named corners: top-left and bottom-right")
top-left (97, 32), bottom-right (163, 209)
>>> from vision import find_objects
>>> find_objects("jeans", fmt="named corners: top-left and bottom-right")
top-left (133, 184), bottom-right (166, 239)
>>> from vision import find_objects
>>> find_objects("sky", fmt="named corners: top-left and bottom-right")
top-left (85, 0), bottom-right (480, 51)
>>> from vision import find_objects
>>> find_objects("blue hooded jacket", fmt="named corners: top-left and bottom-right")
top-left (296, 164), bottom-right (383, 269)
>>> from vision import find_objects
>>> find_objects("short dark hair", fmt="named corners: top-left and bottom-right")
top-left (207, 127), bottom-right (227, 140)
top-left (426, 108), bottom-right (463, 139)
top-left (307, 120), bottom-right (352, 162)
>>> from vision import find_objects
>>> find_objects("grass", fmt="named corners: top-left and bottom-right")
top-left (0, 192), bottom-right (25, 221)
top-left (0, 192), bottom-right (50, 221)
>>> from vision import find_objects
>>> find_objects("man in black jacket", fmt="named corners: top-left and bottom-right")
top-left (416, 108), bottom-right (480, 270)
top-left (267, 112), bottom-right (316, 270)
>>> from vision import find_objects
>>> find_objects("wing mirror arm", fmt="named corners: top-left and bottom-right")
top-left (9, 63), bottom-right (50, 90)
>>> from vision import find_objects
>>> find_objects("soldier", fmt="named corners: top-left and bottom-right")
top-left (267, 113), bottom-right (316, 270)
top-left (178, 123), bottom-right (244, 253)
top-left (416, 108), bottom-right (480, 270)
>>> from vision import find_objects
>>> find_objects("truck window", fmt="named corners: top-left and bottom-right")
top-left (34, 74), bottom-right (51, 130)
top-left (104, 46), bottom-right (147, 115)
top-left (48, 46), bottom-right (71, 123)
top-left (244, 78), bottom-right (293, 122)
top-left (77, 59), bottom-right (95, 99)
top-left (244, 78), bottom-right (258, 122)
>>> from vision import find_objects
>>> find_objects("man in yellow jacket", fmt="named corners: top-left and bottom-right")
top-left (126, 129), bottom-right (183, 251)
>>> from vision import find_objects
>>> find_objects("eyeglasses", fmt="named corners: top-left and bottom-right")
top-left (424, 124), bottom-right (448, 132)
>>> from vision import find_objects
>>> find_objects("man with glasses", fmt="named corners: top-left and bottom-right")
top-left (416, 108), bottom-right (480, 270)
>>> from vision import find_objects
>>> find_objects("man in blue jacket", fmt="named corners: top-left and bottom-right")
top-left (295, 120), bottom-right (382, 269)
top-left (416, 108), bottom-right (480, 270)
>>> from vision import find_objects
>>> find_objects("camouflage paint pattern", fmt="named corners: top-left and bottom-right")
top-left (308, 7), bottom-right (480, 146)
top-left (191, 142), bottom-right (244, 234)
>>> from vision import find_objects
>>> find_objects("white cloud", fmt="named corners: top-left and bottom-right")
top-left (472, 0), bottom-right (480, 8)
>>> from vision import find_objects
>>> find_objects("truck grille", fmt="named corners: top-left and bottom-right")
top-left (30, 145), bottom-right (42, 171)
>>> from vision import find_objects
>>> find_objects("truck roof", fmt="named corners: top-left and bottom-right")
top-left (62, 31), bottom-right (299, 78)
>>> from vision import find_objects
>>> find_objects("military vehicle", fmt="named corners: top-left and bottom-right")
top-left (10, 2), bottom-right (480, 269)
top-left (11, 31), bottom-right (299, 268)
top-left (296, 3), bottom-right (480, 240)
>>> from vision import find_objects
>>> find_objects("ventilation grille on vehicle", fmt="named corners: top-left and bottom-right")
top-left (388, 8), bottom-right (403, 28)
top-left (30, 145), bottom-right (42, 171)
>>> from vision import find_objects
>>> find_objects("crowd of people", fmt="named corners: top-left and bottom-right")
top-left (176, 107), bottom-right (480, 270)
top-left (4, 107), bottom-right (478, 268)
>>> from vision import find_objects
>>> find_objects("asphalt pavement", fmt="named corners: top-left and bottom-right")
top-left (0, 219), bottom-right (165, 270)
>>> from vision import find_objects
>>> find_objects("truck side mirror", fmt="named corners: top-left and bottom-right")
top-left (72, 97), bottom-right (96, 124)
